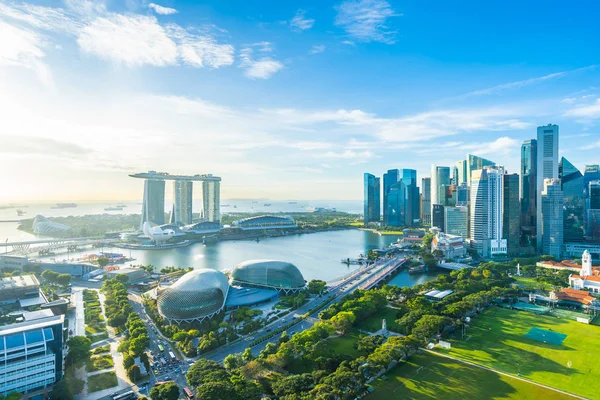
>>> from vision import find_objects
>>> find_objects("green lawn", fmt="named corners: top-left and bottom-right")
top-left (87, 371), bottom-right (118, 393)
top-left (369, 352), bottom-right (570, 399)
top-left (361, 307), bottom-right (403, 333)
top-left (325, 332), bottom-right (365, 359)
top-left (512, 276), bottom-right (552, 291)
top-left (87, 354), bottom-right (114, 372)
top-left (444, 306), bottom-right (600, 399)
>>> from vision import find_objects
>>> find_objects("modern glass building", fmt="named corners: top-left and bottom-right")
top-left (560, 157), bottom-right (584, 243)
top-left (432, 204), bottom-right (445, 232)
top-left (383, 169), bottom-right (399, 224)
top-left (456, 160), bottom-right (468, 185)
top-left (401, 169), bottom-right (420, 226)
top-left (431, 165), bottom-right (451, 215)
top-left (0, 315), bottom-right (64, 396)
top-left (584, 166), bottom-right (600, 242)
top-left (230, 260), bottom-right (305, 293)
top-left (157, 269), bottom-right (230, 323)
top-left (536, 124), bottom-right (559, 251)
top-left (386, 181), bottom-right (405, 227)
top-left (202, 180), bottom-right (221, 223)
top-left (503, 173), bottom-right (520, 255)
top-left (445, 206), bottom-right (468, 238)
top-left (466, 154), bottom-right (495, 186)
top-left (456, 183), bottom-right (469, 207)
top-left (363, 173), bottom-right (381, 224)
top-left (421, 177), bottom-right (431, 225)
top-left (587, 180), bottom-right (600, 243)
top-left (232, 215), bottom-right (297, 230)
top-left (541, 178), bottom-right (564, 258)
top-left (520, 139), bottom-right (537, 247)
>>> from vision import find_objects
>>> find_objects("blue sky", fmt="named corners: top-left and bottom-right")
top-left (0, 0), bottom-right (599, 202)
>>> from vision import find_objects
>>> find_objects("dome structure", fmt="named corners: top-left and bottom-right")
top-left (157, 269), bottom-right (229, 323)
top-left (231, 260), bottom-right (305, 293)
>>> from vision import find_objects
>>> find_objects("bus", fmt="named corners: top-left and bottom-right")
top-left (183, 387), bottom-right (194, 399)
top-left (111, 391), bottom-right (136, 400)
top-left (158, 344), bottom-right (164, 352)
top-left (168, 351), bottom-right (176, 362)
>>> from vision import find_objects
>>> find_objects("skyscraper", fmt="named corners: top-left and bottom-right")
top-left (141, 179), bottom-right (165, 229)
top-left (421, 177), bottom-right (431, 225)
top-left (445, 206), bottom-right (468, 238)
top-left (363, 173), bottom-right (380, 224)
top-left (431, 165), bottom-right (451, 214)
top-left (432, 204), bottom-right (445, 231)
top-left (172, 180), bottom-right (193, 225)
top-left (503, 173), bottom-right (520, 255)
top-left (587, 180), bottom-right (600, 243)
top-left (536, 124), bottom-right (559, 250)
top-left (520, 139), bottom-right (537, 247)
top-left (383, 169), bottom-right (399, 225)
top-left (584, 165), bottom-right (600, 241)
top-left (470, 167), bottom-right (507, 257)
top-left (386, 181), bottom-right (405, 226)
top-left (203, 180), bottom-right (221, 223)
top-left (466, 154), bottom-right (495, 186)
top-left (559, 157), bottom-right (584, 243)
top-left (541, 178), bottom-right (564, 258)
top-left (456, 160), bottom-right (468, 186)
top-left (401, 169), bottom-right (420, 226)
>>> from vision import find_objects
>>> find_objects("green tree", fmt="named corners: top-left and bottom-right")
top-left (272, 374), bottom-right (315, 397)
top-left (97, 257), bottom-right (110, 268)
top-left (330, 311), bottom-right (356, 335)
top-left (223, 354), bottom-right (242, 371)
top-left (186, 359), bottom-right (230, 388)
top-left (115, 274), bottom-right (129, 284)
top-left (50, 379), bottom-right (73, 400)
top-left (150, 382), bottom-right (179, 400)
top-left (278, 330), bottom-right (290, 344)
top-left (307, 280), bottom-right (327, 295)
top-left (195, 382), bottom-right (239, 400)
top-left (65, 336), bottom-right (92, 367)
top-left (123, 354), bottom-right (135, 369)
top-left (127, 364), bottom-right (141, 382)
top-left (129, 335), bottom-right (150, 357)
top-left (57, 273), bottom-right (71, 287)
top-left (108, 312), bottom-right (127, 328)
top-left (241, 348), bottom-right (254, 363)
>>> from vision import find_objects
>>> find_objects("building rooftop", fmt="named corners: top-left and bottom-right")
top-left (129, 171), bottom-right (221, 182)
top-left (0, 315), bottom-right (64, 336)
top-left (554, 288), bottom-right (596, 305)
top-left (22, 309), bottom-right (55, 321)
top-left (0, 275), bottom-right (40, 291)
top-left (424, 289), bottom-right (453, 299)
top-left (571, 274), bottom-right (600, 283)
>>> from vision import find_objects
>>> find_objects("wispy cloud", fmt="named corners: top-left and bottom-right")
top-left (290, 9), bottom-right (314, 31)
top-left (458, 65), bottom-right (598, 99)
top-left (239, 43), bottom-right (283, 79)
top-left (334, 0), bottom-right (399, 44)
top-left (564, 99), bottom-right (600, 120)
top-left (316, 150), bottom-right (376, 159)
top-left (148, 3), bottom-right (178, 15)
top-left (309, 45), bottom-right (326, 54)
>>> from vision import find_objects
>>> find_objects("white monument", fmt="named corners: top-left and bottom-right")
top-left (582, 250), bottom-right (593, 277)
top-left (382, 319), bottom-right (387, 335)
top-left (516, 263), bottom-right (521, 276)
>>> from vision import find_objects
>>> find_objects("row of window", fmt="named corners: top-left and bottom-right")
top-left (1, 362), bottom-right (54, 380)
top-left (0, 371), bottom-right (55, 392)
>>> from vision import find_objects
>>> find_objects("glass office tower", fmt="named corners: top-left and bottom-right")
top-left (520, 139), bottom-right (537, 247)
top-left (559, 157), bottom-right (584, 243)
top-left (363, 173), bottom-right (381, 224)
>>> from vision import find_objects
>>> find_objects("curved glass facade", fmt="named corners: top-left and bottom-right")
top-left (157, 269), bottom-right (229, 322)
top-left (231, 260), bottom-right (305, 290)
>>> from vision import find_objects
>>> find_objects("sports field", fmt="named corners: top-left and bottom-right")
top-left (444, 306), bottom-right (600, 399)
top-left (369, 352), bottom-right (569, 399)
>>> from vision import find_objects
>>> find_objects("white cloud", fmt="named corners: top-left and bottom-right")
top-left (0, 21), bottom-right (53, 86)
top-left (239, 45), bottom-right (283, 79)
top-left (460, 137), bottom-right (519, 156)
top-left (316, 150), bottom-right (375, 159)
top-left (580, 140), bottom-right (600, 150)
top-left (166, 25), bottom-right (234, 68)
top-left (148, 3), bottom-right (178, 15)
top-left (334, 0), bottom-right (399, 44)
top-left (290, 9), bottom-right (314, 31)
top-left (564, 99), bottom-right (600, 120)
top-left (309, 45), bottom-right (326, 54)
top-left (78, 14), bottom-right (177, 66)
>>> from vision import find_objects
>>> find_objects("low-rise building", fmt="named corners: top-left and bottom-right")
top-left (432, 232), bottom-right (467, 260)
top-left (0, 275), bottom-right (42, 307)
top-left (0, 314), bottom-right (65, 396)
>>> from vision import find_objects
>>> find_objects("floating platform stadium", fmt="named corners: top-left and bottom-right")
top-left (152, 260), bottom-right (306, 324)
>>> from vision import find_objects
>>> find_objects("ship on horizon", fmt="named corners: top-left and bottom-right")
top-left (51, 203), bottom-right (77, 209)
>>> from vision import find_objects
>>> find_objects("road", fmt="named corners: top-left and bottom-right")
top-left (125, 255), bottom-right (406, 397)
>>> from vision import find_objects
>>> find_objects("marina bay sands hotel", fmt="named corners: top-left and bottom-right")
top-left (130, 171), bottom-right (221, 229)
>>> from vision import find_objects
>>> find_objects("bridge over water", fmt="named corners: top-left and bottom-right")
top-left (0, 237), bottom-right (117, 256)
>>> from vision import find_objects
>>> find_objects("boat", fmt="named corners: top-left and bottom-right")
top-left (341, 257), bottom-right (368, 265)
top-left (409, 265), bottom-right (427, 273)
top-left (116, 203), bottom-right (127, 208)
top-left (16, 209), bottom-right (26, 216)
top-left (51, 203), bottom-right (77, 209)
top-left (288, 201), bottom-right (297, 204)
top-left (104, 206), bottom-right (124, 211)
top-left (264, 203), bottom-right (272, 206)
top-left (221, 204), bottom-right (231, 207)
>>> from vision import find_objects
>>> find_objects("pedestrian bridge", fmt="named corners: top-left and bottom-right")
top-left (437, 262), bottom-right (473, 271)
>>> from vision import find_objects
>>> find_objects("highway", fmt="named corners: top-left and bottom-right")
top-left (126, 255), bottom-right (407, 397)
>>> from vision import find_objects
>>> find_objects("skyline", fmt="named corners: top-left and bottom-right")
top-left (1, 0), bottom-right (600, 202)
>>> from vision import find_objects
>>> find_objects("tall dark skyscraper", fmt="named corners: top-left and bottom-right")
top-left (401, 169), bottom-right (420, 226)
top-left (421, 177), bottom-right (431, 225)
top-left (559, 157), bottom-right (584, 243)
top-left (503, 173), bottom-right (520, 255)
top-left (536, 124), bottom-right (559, 251)
top-left (432, 204), bottom-right (445, 232)
top-left (387, 181), bottom-right (405, 226)
top-left (382, 169), bottom-right (399, 224)
top-left (587, 180), bottom-right (600, 243)
top-left (520, 139), bottom-right (537, 247)
top-left (363, 173), bottom-right (380, 224)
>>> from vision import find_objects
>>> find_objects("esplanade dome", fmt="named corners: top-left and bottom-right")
top-left (157, 268), bottom-right (229, 322)
top-left (230, 260), bottom-right (305, 292)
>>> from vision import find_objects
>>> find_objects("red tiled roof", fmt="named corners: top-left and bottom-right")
top-left (571, 275), bottom-right (600, 283)
top-left (555, 288), bottom-right (596, 305)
